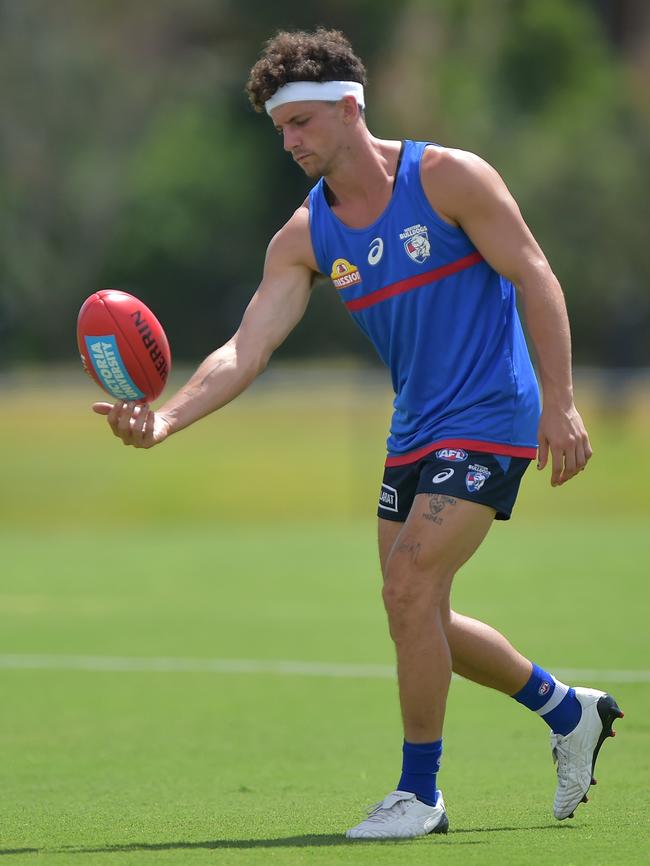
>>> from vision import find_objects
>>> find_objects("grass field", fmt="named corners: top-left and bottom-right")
top-left (1, 368), bottom-right (648, 865)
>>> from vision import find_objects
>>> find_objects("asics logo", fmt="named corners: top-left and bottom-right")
top-left (432, 468), bottom-right (454, 484)
top-left (368, 237), bottom-right (384, 265)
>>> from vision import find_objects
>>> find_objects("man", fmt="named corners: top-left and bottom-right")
top-left (94, 29), bottom-right (623, 839)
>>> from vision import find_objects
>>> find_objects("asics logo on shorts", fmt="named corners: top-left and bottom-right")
top-left (432, 468), bottom-right (454, 484)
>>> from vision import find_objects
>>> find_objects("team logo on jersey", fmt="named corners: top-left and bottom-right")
top-left (379, 483), bottom-right (398, 512)
top-left (435, 448), bottom-right (468, 463)
top-left (330, 258), bottom-right (362, 289)
top-left (399, 223), bottom-right (431, 264)
top-left (465, 463), bottom-right (491, 493)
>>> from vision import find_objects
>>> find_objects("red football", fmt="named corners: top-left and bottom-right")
top-left (77, 289), bottom-right (171, 402)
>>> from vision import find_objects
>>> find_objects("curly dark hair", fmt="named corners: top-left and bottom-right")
top-left (246, 28), bottom-right (367, 113)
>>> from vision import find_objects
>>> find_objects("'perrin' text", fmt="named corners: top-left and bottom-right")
top-left (130, 310), bottom-right (169, 381)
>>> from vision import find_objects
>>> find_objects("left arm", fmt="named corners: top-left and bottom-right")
top-left (421, 147), bottom-right (592, 486)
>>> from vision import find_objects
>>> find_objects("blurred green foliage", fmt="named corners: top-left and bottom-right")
top-left (1, 0), bottom-right (648, 366)
top-left (2, 371), bottom-right (649, 526)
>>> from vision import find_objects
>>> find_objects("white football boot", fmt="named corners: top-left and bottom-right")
top-left (551, 687), bottom-right (623, 820)
top-left (346, 790), bottom-right (448, 840)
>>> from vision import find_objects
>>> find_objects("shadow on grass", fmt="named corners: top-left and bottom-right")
top-left (0, 837), bottom-right (481, 856)
top-left (452, 824), bottom-right (576, 835)
top-left (0, 825), bottom-right (574, 856)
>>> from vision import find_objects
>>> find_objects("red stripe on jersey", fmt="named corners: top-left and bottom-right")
top-left (385, 438), bottom-right (538, 467)
top-left (345, 251), bottom-right (484, 313)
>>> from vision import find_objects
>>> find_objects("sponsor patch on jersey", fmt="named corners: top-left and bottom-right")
top-left (435, 448), bottom-right (468, 463)
top-left (399, 223), bottom-right (431, 264)
top-left (331, 258), bottom-right (362, 289)
top-left (378, 483), bottom-right (398, 512)
top-left (465, 463), bottom-right (491, 493)
top-left (432, 468), bottom-right (454, 484)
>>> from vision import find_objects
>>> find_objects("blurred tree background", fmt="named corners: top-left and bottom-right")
top-left (1, 0), bottom-right (649, 368)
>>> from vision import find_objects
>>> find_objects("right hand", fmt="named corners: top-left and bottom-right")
top-left (92, 401), bottom-right (172, 449)
top-left (536, 401), bottom-right (592, 487)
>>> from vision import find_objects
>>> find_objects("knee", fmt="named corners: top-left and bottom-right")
top-left (382, 553), bottom-right (451, 640)
top-left (381, 573), bottom-right (420, 623)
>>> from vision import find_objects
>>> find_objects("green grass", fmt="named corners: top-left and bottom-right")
top-left (0, 370), bottom-right (648, 864)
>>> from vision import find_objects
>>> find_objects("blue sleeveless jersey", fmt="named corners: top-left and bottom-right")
top-left (308, 140), bottom-right (540, 465)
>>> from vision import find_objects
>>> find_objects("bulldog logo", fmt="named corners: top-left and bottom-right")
top-left (399, 223), bottom-right (431, 264)
top-left (465, 463), bottom-right (491, 493)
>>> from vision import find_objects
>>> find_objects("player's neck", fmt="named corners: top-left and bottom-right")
top-left (324, 135), bottom-right (402, 227)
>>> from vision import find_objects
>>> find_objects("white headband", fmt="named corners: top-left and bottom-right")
top-left (265, 80), bottom-right (365, 115)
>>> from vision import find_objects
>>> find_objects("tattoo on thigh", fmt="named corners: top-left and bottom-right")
top-left (395, 540), bottom-right (421, 564)
top-left (423, 494), bottom-right (457, 525)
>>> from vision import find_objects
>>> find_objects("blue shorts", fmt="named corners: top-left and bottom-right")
top-left (377, 448), bottom-right (531, 522)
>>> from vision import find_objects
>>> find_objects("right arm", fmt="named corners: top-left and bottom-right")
top-left (94, 206), bottom-right (317, 447)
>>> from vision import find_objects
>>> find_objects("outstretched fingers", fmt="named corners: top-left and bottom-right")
top-left (92, 401), bottom-right (150, 446)
top-left (92, 399), bottom-right (170, 449)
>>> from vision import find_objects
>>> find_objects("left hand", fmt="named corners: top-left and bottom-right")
top-left (537, 403), bottom-right (592, 486)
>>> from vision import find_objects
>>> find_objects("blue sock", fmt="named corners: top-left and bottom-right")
top-left (512, 663), bottom-right (582, 735)
top-left (397, 739), bottom-right (442, 806)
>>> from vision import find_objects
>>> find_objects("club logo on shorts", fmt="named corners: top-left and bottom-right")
top-left (465, 463), bottom-right (491, 493)
top-left (330, 258), bottom-right (362, 289)
top-left (399, 224), bottom-right (431, 264)
top-left (379, 483), bottom-right (398, 512)
top-left (435, 448), bottom-right (468, 463)
top-left (432, 468), bottom-right (454, 484)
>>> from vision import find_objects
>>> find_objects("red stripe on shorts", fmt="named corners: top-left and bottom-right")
top-left (385, 438), bottom-right (538, 467)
